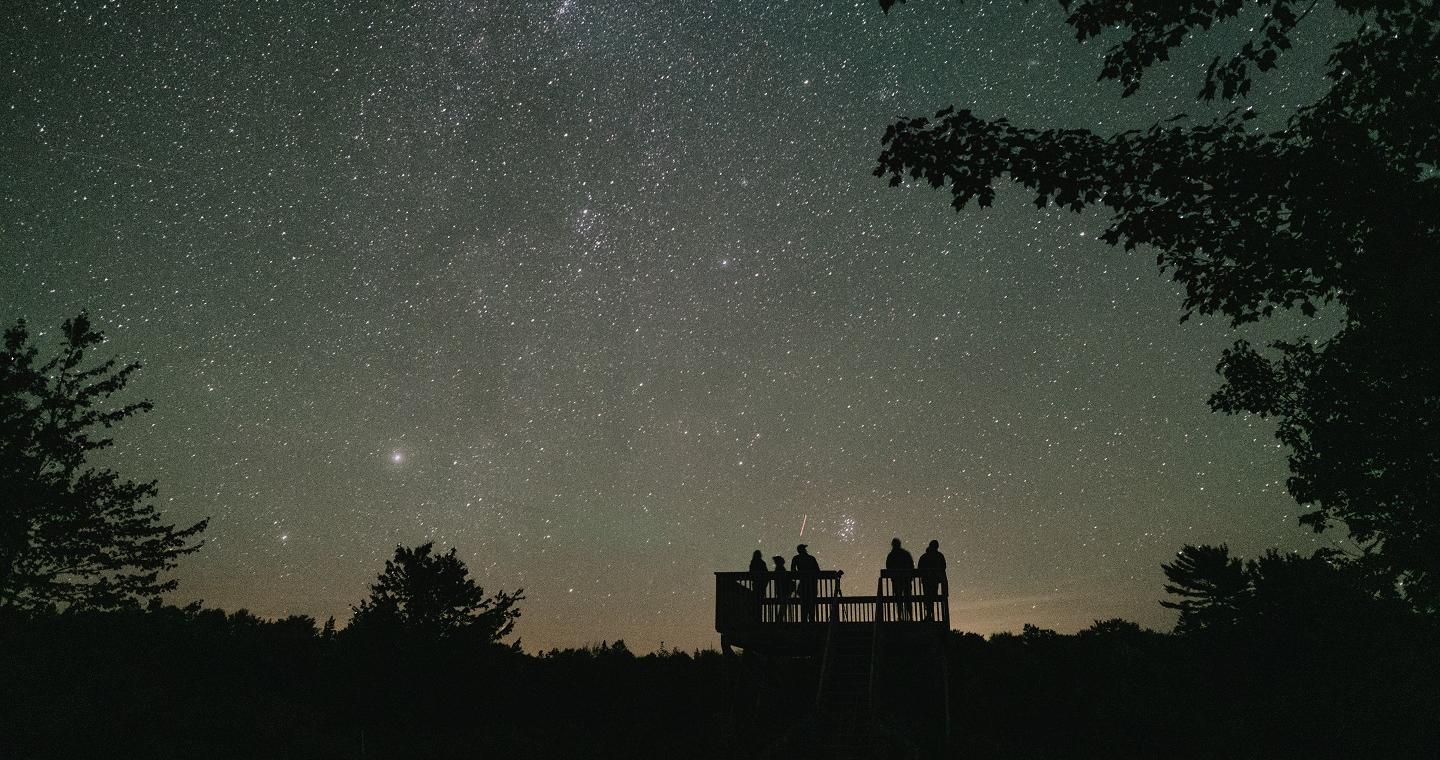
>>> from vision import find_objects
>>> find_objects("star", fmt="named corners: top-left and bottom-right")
top-left (3, 0), bottom-right (1331, 652)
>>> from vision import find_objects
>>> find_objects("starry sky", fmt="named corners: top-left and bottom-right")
top-left (2, 0), bottom-right (1352, 651)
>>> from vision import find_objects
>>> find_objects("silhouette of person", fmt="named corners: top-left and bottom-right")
top-left (791, 544), bottom-right (821, 622)
top-left (749, 549), bottom-right (768, 621)
top-left (771, 555), bottom-right (793, 622)
top-left (886, 538), bottom-right (915, 621)
top-left (918, 539), bottom-right (947, 622)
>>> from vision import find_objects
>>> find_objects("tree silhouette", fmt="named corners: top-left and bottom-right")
top-left (1161, 544), bottom-right (1250, 633)
top-left (349, 542), bottom-right (523, 643)
top-left (872, 1), bottom-right (1440, 608)
top-left (0, 312), bottom-right (206, 613)
top-left (1162, 543), bottom-right (1398, 633)
top-left (1078, 617), bottom-right (1150, 640)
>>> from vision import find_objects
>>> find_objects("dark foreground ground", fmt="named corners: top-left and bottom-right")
top-left (3, 606), bottom-right (1437, 759)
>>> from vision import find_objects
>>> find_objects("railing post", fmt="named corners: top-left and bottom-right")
top-left (875, 575), bottom-right (885, 623)
top-left (941, 575), bottom-right (950, 628)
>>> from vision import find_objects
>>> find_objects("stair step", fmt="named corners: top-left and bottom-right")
top-left (818, 623), bottom-right (878, 736)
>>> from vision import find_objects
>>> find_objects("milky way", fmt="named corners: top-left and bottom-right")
top-left (2, 1), bottom-right (1352, 649)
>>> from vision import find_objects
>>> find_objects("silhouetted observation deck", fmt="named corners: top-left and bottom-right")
top-left (714, 569), bottom-right (949, 656)
top-left (715, 569), bottom-right (953, 754)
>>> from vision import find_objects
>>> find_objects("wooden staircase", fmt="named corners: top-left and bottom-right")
top-left (811, 621), bottom-right (881, 756)
top-left (716, 569), bottom-right (949, 759)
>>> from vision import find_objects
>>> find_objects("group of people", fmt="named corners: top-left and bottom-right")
top-left (749, 544), bottom-right (823, 622)
top-left (745, 538), bottom-right (947, 622)
top-left (885, 537), bottom-right (948, 622)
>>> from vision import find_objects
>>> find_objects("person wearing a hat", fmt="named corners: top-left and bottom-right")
top-left (791, 544), bottom-right (821, 622)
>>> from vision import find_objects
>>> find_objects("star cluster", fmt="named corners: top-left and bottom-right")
top-left (2, 0), bottom-right (1349, 650)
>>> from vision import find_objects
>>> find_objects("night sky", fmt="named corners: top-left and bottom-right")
top-left (3, 1), bottom-right (1350, 651)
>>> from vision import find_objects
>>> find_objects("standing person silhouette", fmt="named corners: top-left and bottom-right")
top-left (791, 544), bottom-right (821, 622)
top-left (918, 539), bottom-right (947, 622)
top-left (771, 556), bottom-right (793, 622)
top-left (886, 538), bottom-right (915, 621)
top-left (749, 549), bottom-right (768, 621)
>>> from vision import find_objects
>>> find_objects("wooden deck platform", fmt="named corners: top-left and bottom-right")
top-left (714, 568), bottom-right (953, 757)
top-left (715, 569), bottom-right (949, 656)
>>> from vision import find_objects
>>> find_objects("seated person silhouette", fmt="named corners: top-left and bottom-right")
top-left (886, 537), bottom-right (915, 621)
top-left (918, 539), bottom-right (947, 622)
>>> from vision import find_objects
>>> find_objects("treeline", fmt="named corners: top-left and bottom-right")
top-left (3, 592), bottom-right (1436, 759)
top-left (4, 316), bottom-right (1437, 758)
top-left (0, 604), bottom-right (731, 759)
top-left (947, 615), bottom-right (1438, 759)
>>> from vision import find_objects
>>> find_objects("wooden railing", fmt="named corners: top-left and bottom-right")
top-left (828, 596), bottom-right (880, 624)
top-left (876, 569), bottom-right (949, 627)
top-left (714, 571), bottom-right (845, 630)
top-left (715, 569), bottom-right (949, 632)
